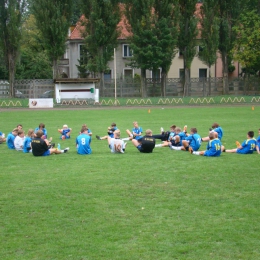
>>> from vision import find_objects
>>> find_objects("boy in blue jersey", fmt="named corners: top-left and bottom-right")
top-left (58, 124), bottom-right (72, 139)
top-left (76, 127), bottom-right (92, 155)
top-left (225, 131), bottom-right (259, 154)
top-left (156, 126), bottom-right (186, 148)
top-left (190, 132), bottom-right (224, 156)
top-left (202, 122), bottom-right (224, 142)
top-left (23, 129), bottom-right (35, 153)
top-left (96, 122), bottom-right (118, 140)
top-left (35, 123), bottom-right (48, 139)
top-left (153, 125), bottom-right (176, 144)
top-left (256, 128), bottom-right (260, 149)
top-left (6, 128), bottom-right (18, 149)
top-left (125, 121), bottom-right (143, 141)
top-left (170, 127), bottom-right (201, 152)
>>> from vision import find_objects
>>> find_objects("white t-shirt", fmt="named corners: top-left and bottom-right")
top-left (109, 138), bottom-right (125, 153)
top-left (14, 136), bottom-right (24, 151)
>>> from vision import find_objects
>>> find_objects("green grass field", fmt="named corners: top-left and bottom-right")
top-left (1, 106), bottom-right (260, 260)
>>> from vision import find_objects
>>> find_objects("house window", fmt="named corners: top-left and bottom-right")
top-left (123, 44), bottom-right (132, 57)
top-left (199, 68), bottom-right (207, 78)
top-left (79, 44), bottom-right (88, 63)
top-left (151, 69), bottom-right (161, 79)
top-left (123, 68), bottom-right (134, 78)
top-left (104, 70), bottom-right (112, 80)
top-left (179, 69), bottom-right (185, 80)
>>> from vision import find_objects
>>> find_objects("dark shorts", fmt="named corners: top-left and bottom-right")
top-left (42, 150), bottom-right (51, 156)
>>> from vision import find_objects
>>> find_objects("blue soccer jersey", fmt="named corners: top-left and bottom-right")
top-left (76, 134), bottom-right (92, 155)
top-left (6, 132), bottom-right (16, 149)
top-left (185, 133), bottom-right (201, 151)
top-left (35, 127), bottom-right (47, 138)
top-left (204, 138), bottom-right (222, 157)
top-left (60, 128), bottom-right (71, 139)
top-left (108, 126), bottom-right (118, 138)
top-left (132, 126), bottom-right (143, 140)
top-left (23, 136), bottom-right (32, 153)
top-left (237, 138), bottom-right (258, 154)
top-left (256, 135), bottom-right (260, 148)
top-left (213, 126), bottom-right (223, 140)
top-left (0, 131), bottom-right (2, 136)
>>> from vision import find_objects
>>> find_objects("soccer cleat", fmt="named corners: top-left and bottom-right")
top-left (160, 127), bottom-right (164, 133)
top-left (189, 147), bottom-right (193, 154)
top-left (96, 135), bottom-right (101, 140)
top-left (183, 125), bottom-right (187, 132)
top-left (64, 147), bottom-right (69, 153)
top-left (235, 141), bottom-right (241, 147)
top-left (51, 143), bottom-right (55, 148)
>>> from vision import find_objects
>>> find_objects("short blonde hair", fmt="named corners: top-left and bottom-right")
top-left (145, 129), bottom-right (152, 135)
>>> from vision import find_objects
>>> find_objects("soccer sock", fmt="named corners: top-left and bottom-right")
top-left (170, 146), bottom-right (182, 150)
top-left (122, 137), bottom-right (130, 141)
top-left (193, 151), bottom-right (200, 155)
top-left (61, 150), bottom-right (64, 153)
top-left (155, 144), bottom-right (163, 148)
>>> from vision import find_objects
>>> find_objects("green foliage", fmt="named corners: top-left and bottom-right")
top-left (125, 0), bottom-right (154, 70)
top-left (15, 14), bottom-right (52, 79)
top-left (177, 0), bottom-right (198, 69)
top-left (32, 0), bottom-right (73, 78)
top-left (233, 10), bottom-right (260, 74)
top-left (80, 0), bottom-right (121, 74)
top-left (0, 107), bottom-right (260, 259)
top-left (0, 0), bottom-right (27, 95)
top-left (198, 0), bottom-right (219, 69)
top-left (16, 49), bottom-right (52, 79)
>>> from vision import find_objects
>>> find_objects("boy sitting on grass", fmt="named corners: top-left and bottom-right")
top-left (31, 130), bottom-right (69, 156)
top-left (96, 122), bottom-right (118, 140)
top-left (190, 132), bottom-right (224, 156)
top-left (107, 129), bottom-right (127, 153)
top-left (224, 131), bottom-right (259, 154)
top-left (58, 124), bottom-right (72, 140)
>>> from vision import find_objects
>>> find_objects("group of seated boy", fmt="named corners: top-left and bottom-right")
top-left (1, 121), bottom-right (260, 156)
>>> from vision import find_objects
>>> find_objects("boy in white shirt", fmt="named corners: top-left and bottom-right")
top-left (14, 130), bottom-right (25, 151)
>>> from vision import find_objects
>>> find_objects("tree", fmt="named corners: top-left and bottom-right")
top-left (80, 0), bottom-right (121, 95)
top-left (15, 14), bottom-right (52, 79)
top-left (151, 0), bottom-right (179, 97)
top-left (32, 0), bottom-right (73, 79)
top-left (198, 0), bottom-right (219, 95)
top-left (125, 0), bottom-right (157, 97)
top-left (177, 0), bottom-right (199, 96)
top-left (216, 0), bottom-right (245, 94)
top-left (0, 0), bottom-right (27, 97)
top-left (233, 10), bottom-right (260, 77)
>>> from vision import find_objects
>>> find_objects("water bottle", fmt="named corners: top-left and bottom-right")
top-left (57, 143), bottom-right (61, 150)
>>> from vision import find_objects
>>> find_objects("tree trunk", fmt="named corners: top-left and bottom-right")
top-left (209, 65), bottom-right (212, 96)
top-left (141, 68), bottom-right (146, 97)
top-left (222, 51), bottom-right (229, 95)
top-left (53, 59), bottom-right (58, 79)
top-left (184, 67), bottom-right (190, 97)
top-left (161, 70), bottom-right (166, 97)
top-left (8, 54), bottom-right (15, 97)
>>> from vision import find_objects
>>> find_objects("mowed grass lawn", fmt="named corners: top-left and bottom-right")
top-left (0, 106), bottom-right (260, 260)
